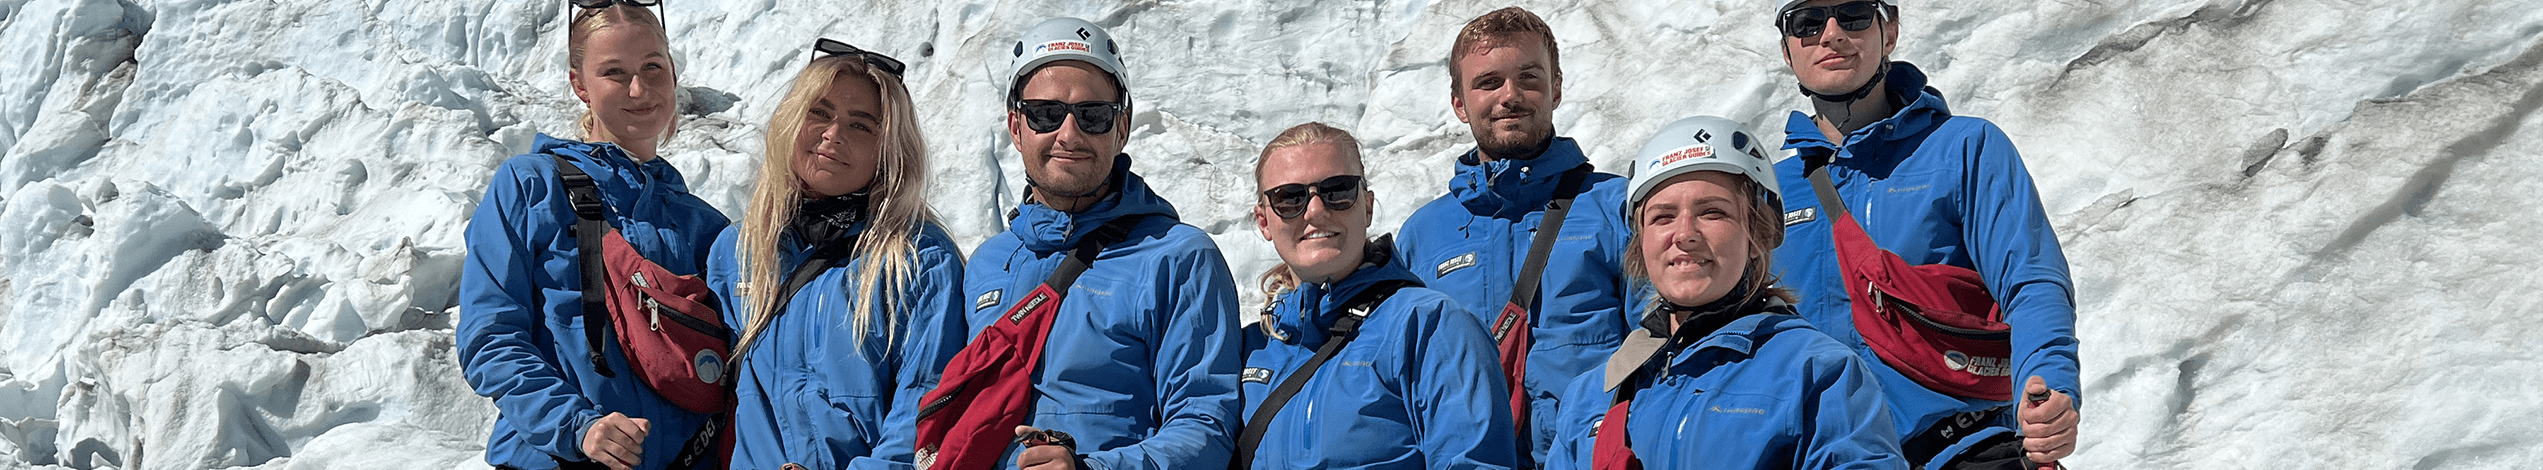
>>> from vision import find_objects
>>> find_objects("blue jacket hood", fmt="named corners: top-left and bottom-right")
top-left (1782, 62), bottom-right (1952, 163)
top-left (1010, 154), bottom-right (1182, 253)
top-left (1263, 246), bottom-right (1425, 348)
top-left (1450, 137), bottom-right (1594, 218)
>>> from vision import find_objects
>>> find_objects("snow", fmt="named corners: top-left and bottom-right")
top-left (0, 0), bottom-right (2538, 468)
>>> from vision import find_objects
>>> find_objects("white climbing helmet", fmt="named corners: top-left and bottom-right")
top-left (1627, 115), bottom-right (1782, 209)
top-left (1007, 17), bottom-right (1130, 104)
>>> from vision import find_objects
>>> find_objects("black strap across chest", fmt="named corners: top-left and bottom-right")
top-left (1233, 279), bottom-right (1417, 469)
top-left (1494, 164), bottom-right (1592, 340)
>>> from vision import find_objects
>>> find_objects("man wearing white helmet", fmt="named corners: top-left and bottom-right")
top-left (1392, 7), bottom-right (1638, 468)
top-left (921, 16), bottom-right (1242, 470)
top-left (1545, 115), bottom-right (1904, 470)
top-left (1766, 1), bottom-right (2080, 469)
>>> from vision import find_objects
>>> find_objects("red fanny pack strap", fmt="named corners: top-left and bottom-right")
top-left (1492, 164), bottom-right (1591, 439)
top-left (1592, 400), bottom-right (1641, 470)
top-left (915, 217), bottom-right (1142, 470)
top-left (554, 154), bottom-right (621, 378)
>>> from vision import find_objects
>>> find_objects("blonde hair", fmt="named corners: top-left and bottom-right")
top-left (567, 5), bottom-right (679, 146)
top-left (1447, 7), bottom-right (1562, 94)
top-left (1623, 177), bottom-right (1797, 307)
top-left (729, 56), bottom-right (936, 361)
top-left (1252, 123), bottom-right (1368, 336)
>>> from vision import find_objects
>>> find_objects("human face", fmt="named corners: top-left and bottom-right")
top-left (1007, 62), bottom-right (1128, 199)
top-left (1782, 0), bottom-right (1897, 96)
top-left (1254, 143), bottom-right (1374, 284)
top-left (791, 73), bottom-right (883, 198)
top-left (1450, 36), bottom-right (1562, 161)
top-left (571, 24), bottom-right (676, 148)
top-left (1637, 171), bottom-right (1754, 307)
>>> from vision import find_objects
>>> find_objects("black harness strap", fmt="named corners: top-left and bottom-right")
top-left (1233, 279), bottom-right (1417, 469)
top-left (554, 155), bottom-right (618, 378)
top-left (1495, 164), bottom-right (1593, 342)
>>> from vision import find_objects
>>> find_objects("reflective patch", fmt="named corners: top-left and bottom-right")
top-left (1783, 207), bottom-right (1817, 227)
top-left (693, 349), bottom-right (724, 385)
top-left (975, 289), bottom-right (1001, 311)
top-left (1436, 252), bottom-right (1478, 278)
top-left (1241, 367), bottom-right (1275, 384)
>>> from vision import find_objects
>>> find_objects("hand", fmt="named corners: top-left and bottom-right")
top-left (2018, 376), bottom-right (2077, 463)
top-left (582, 412), bottom-right (652, 470)
top-left (1013, 425), bottom-right (1079, 470)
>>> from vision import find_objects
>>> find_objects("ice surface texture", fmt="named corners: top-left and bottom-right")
top-left (0, 0), bottom-right (2539, 468)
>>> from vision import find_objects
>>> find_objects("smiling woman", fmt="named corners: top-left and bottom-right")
top-left (1543, 115), bottom-right (1902, 470)
top-left (706, 38), bottom-right (968, 470)
top-left (1234, 122), bottom-right (1519, 469)
top-left (455, 2), bottom-right (731, 470)
top-left (566, 4), bottom-right (677, 161)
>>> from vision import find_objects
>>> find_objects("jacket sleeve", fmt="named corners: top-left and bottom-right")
top-left (1407, 302), bottom-right (1520, 470)
top-left (846, 243), bottom-right (969, 470)
top-left (1959, 123), bottom-right (2084, 409)
top-left (455, 160), bottom-right (602, 460)
top-left (1083, 240), bottom-right (1244, 470)
top-left (1540, 373), bottom-right (1607, 470)
top-left (1799, 348), bottom-right (1907, 469)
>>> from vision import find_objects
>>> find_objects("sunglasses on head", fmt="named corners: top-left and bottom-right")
top-left (812, 38), bottom-right (907, 76)
top-left (1014, 100), bottom-right (1128, 135)
top-left (1778, 1), bottom-right (1890, 38)
top-left (1260, 174), bottom-right (1365, 219)
top-left (571, 0), bottom-right (659, 8)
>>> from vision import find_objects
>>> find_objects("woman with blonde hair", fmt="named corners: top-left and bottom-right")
top-left (1545, 116), bottom-right (1900, 469)
top-left (459, 2), bottom-right (729, 469)
top-left (1234, 122), bottom-right (1517, 469)
top-left (703, 38), bottom-right (966, 470)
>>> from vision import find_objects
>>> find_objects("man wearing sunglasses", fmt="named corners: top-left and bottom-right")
top-left (947, 16), bottom-right (1242, 470)
top-left (1766, 1), bottom-right (2081, 469)
top-left (1391, 8), bottom-right (1640, 468)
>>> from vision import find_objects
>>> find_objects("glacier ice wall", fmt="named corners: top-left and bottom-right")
top-left (0, 0), bottom-right (2538, 468)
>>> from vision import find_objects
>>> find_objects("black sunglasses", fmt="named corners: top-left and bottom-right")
top-left (813, 38), bottom-right (907, 76)
top-left (1778, 1), bottom-right (1890, 38)
top-left (571, 0), bottom-right (659, 8)
top-left (1260, 175), bottom-right (1365, 219)
top-left (1014, 100), bottom-right (1128, 135)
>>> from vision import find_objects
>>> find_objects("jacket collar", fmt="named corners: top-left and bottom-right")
top-left (1449, 137), bottom-right (1591, 218)
top-left (1601, 298), bottom-right (1801, 392)
top-left (1008, 154), bottom-right (1181, 253)
top-left (535, 133), bottom-right (688, 192)
top-left (1781, 61), bottom-right (1954, 163)
top-left (1265, 238), bottom-right (1419, 347)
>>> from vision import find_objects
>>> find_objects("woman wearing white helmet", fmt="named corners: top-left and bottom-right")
top-left (1546, 116), bottom-right (1904, 470)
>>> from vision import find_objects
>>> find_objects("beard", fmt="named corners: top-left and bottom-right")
top-left (1475, 124), bottom-right (1555, 161)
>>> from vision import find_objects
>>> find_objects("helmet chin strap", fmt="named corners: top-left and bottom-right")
top-left (1799, 60), bottom-right (1890, 103)
top-left (1804, 60), bottom-right (1892, 136)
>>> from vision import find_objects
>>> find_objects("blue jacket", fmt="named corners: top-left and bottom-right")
top-left (962, 155), bottom-right (1244, 470)
top-left (457, 134), bottom-right (730, 470)
top-left (707, 218), bottom-right (968, 470)
top-left (1239, 250), bottom-right (1516, 470)
top-left (1393, 137), bottom-right (1636, 466)
top-left (1769, 62), bottom-right (2081, 466)
top-left (1545, 308), bottom-right (1903, 470)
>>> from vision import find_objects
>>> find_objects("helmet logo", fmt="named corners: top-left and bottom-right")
top-left (1034, 40), bottom-right (1093, 55)
top-left (1075, 28), bottom-right (1092, 40)
top-left (1655, 145), bottom-right (1715, 167)
top-left (1694, 129), bottom-right (1713, 143)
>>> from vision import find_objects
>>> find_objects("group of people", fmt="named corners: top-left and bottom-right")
top-left (456, 1), bottom-right (2080, 470)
